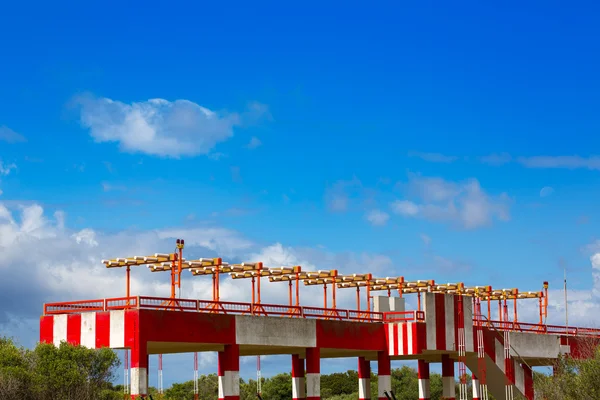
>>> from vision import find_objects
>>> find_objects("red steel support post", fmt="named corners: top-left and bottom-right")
top-left (358, 357), bottom-right (371, 400)
top-left (441, 355), bottom-right (456, 400)
top-left (306, 348), bottom-right (321, 400)
top-left (218, 344), bottom-right (240, 400)
top-left (292, 354), bottom-right (306, 400)
top-left (377, 351), bottom-right (391, 400)
top-left (418, 359), bottom-right (430, 400)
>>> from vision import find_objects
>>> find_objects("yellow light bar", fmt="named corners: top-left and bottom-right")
top-left (102, 253), bottom-right (175, 268)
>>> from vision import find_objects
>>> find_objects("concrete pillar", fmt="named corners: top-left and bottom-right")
top-left (292, 354), bottom-right (306, 400)
top-left (471, 373), bottom-right (480, 400)
top-left (306, 348), bottom-right (320, 400)
top-left (130, 345), bottom-right (148, 399)
top-left (418, 360), bottom-right (430, 400)
top-left (218, 344), bottom-right (240, 400)
top-left (358, 357), bottom-right (371, 400)
top-left (441, 355), bottom-right (455, 400)
top-left (377, 351), bottom-right (391, 400)
top-left (523, 364), bottom-right (534, 400)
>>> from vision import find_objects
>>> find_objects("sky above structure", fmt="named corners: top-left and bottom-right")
top-left (2, 0), bottom-right (600, 388)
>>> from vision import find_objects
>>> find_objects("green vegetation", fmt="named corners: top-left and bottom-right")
top-left (4, 336), bottom-right (600, 400)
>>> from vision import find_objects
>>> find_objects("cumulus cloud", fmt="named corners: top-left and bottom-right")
top-left (391, 175), bottom-right (511, 229)
top-left (518, 155), bottom-right (600, 170)
top-left (0, 126), bottom-right (26, 143)
top-left (365, 209), bottom-right (389, 226)
top-left (247, 136), bottom-right (262, 149)
top-left (0, 161), bottom-right (17, 176)
top-left (74, 95), bottom-right (268, 158)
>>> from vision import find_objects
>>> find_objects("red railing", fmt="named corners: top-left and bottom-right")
top-left (475, 318), bottom-right (600, 338)
top-left (43, 296), bottom-right (384, 323)
top-left (384, 310), bottom-right (425, 322)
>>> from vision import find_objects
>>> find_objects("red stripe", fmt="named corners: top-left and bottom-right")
top-left (402, 323), bottom-right (409, 355)
top-left (378, 351), bottom-right (391, 375)
top-left (505, 358), bottom-right (515, 384)
top-left (95, 312), bottom-right (110, 348)
top-left (228, 344), bottom-right (240, 371)
top-left (441, 354), bottom-right (454, 377)
top-left (66, 314), bottom-right (81, 345)
top-left (411, 323), bottom-right (418, 354)
top-left (218, 349), bottom-right (227, 376)
top-left (292, 354), bottom-right (304, 378)
top-left (393, 324), bottom-right (399, 355)
top-left (124, 310), bottom-right (137, 349)
top-left (418, 359), bottom-right (429, 379)
top-left (415, 322), bottom-right (426, 354)
top-left (523, 363), bottom-right (534, 400)
top-left (306, 348), bottom-right (320, 374)
top-left (358, 357), bottom-right (370, 378)
top-left (435, 294), bottom-right (446, 350)
top-left (40, 316), bottom-right (54, 344)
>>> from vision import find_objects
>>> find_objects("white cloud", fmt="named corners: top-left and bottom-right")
top-left (0, 161), bottom-right (17, 176)
top-left (365, 209), bottom-right (389, 226)
top-left (0, 126), bottom-right (26, 143)
top-left (75, 95), bottom-right (268, 158)
top-left (540, 186), bottom-right (554, 197)
top-left (247, 136), bottom-right (262, 149)
top-left (391, 175), bottom-right (511, 229)
top-left (101, 182), bottom-right (127, 192)
top-left (408, 151), bottom-right (457, 163)
top-left (420, 234), bottom-right (431, 246)
top-left (479, 153), bottom-right (512, 166)
top-left (518, 155), bottom-right (600, 170)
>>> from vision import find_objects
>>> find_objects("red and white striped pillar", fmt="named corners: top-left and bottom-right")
top-left (306, 347), bottom-right (320, 400)
top-left (130, 344), bottom-right (148, 399)
top-left (418, 360), bottom-right (430, 400)
top-left (218, 344), bottom-right (240, 400)
top-left (377, 351), bottom-right (391, 400)
top-left (358, 357), bottom-right (371, 400)
top-left (523, 363), bottom-right (534, 400)
top-left (292, 354), bottom-right (306, 400)
top-left (472, 373), bottom-right (480, 400)
top-left (441, 355), bottom-right (456, 400)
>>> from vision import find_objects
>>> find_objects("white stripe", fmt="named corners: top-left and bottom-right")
top-left (559, 344), bottom-right (571, 354)
top-left (109, 310), bottom-right (125, 349)
top-left (472, 378), bottom-right (480, 399)
top-left (292, 377), bottom-right (305, 399)
top-left (218, 376), bottom-right (225, 399)
top-left (407, 322), bottom-right (414, 354)
top-left (80, 312), bottom-right (96, 349)
top-left (398, 321), bottom-right (404, 355)
top-left (358, 378), bottom-right (370, 399)
top-left (378, 375), bottom-right (391, 398)
top-left (495, 339), bottom-right (504, 372)
top-left (444, 294), bottom-right (455, 351)
top-left (463, 299), bottom-right (474, 352)
top-left (424, 293), bottom-right (436, 350)
top-left (130, 367), bottom-right (148, 395)
top-left (442, 376), bottom-right (455, 398)
top-left (223, 370), bottom-right (240, 396)
top-left (306, 373), bottom-right (320, 397)
top-left (388, 324), bottom-right (395, 355)
top-left (53, 315), bottom-right (67, 347)
top-left (419, 378), bottom-right (430, 398)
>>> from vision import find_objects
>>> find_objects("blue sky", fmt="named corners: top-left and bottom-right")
top-left (2, 0), bottom-right (600, 388)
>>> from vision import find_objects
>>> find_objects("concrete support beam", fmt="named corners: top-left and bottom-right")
top-left (218, 344), bottom-right (240, 400)
top-left (441, 355), bottom-right (455, 400)
top-left (472, 373), bottom-right (480, 400)
top-left (418, 359), bottom-right (430, 400)
top-left (377, 351), bottom-right (391, 400)
top-left (306, 348), bottom-right (320, 400)
top-left (292, 354), bottom-right (306, 400)
top-left (358, 356), bottom-right (371, 400)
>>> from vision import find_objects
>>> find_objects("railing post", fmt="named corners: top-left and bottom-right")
top-left (137, 296), bottom-right (140, 309)
top-left (103, 298), bottom-right (107, 312)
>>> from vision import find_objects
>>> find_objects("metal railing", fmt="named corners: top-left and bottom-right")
top-left (43, 296), bottom-right (385, 323)
top-left (475, 318), bottom-right (600, 338)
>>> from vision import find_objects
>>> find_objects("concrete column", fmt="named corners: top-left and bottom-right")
top-left (218, 344), bottom-right (240, 400)
top-left (418, 360), bottom-right (430, 400)
top-left (377, 351), bottom-right (391, 400)
top-left (306, 348), bottom-right (320, 400)
top-left (471, 373), bottom-right (480, 400)
top-left (523, 364), bottom-right (534, 400)
top-left (358, 357), bottom-right (371, 400)
top-left (130, 345), bottom-right (148, 399)
top-left (292, 354), bottom-right (306, 400)
top-left (441, 355), bottom-right (455, 400)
